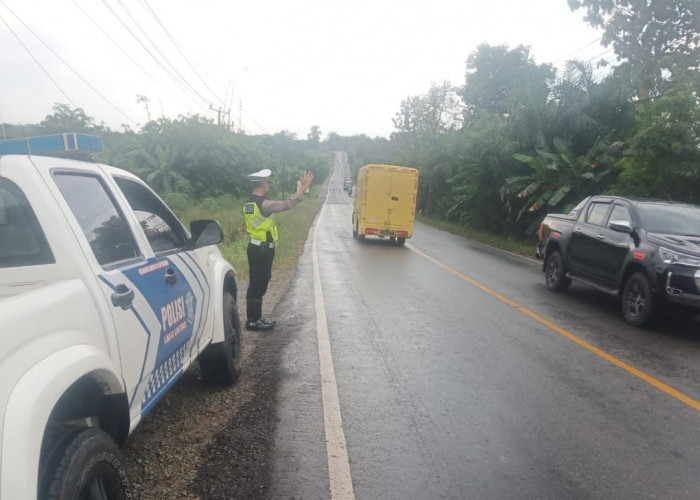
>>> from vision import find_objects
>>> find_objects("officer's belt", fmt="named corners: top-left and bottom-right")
top-left (250, 238), bottom-right (275, 248)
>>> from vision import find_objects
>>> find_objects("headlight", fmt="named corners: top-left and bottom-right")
top-left (659, 246), bottom-right (700, 266)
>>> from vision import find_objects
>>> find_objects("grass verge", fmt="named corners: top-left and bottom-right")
top-left (172, 188), bottom-right (324, 282)
top-left (416, 214), bottom-right (536, 259)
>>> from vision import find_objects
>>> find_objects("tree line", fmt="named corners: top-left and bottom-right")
top-left (3, 0), bottom-right (697, 241)
top-left (336, 0), bottom-right (700, 238)
top-left (2, 104), bottom-right (332, 212)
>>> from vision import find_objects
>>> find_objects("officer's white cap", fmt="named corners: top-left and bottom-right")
top-left (248, 169), bottom-right (272, 181)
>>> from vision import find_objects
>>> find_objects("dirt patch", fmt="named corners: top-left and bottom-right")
top-left (124, 269), bottom-right (295, 499)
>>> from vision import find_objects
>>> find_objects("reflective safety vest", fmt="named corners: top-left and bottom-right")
top-left (244, 197), bottom-right (279, 242)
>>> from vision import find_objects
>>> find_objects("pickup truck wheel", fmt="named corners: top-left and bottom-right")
top-left (200, 292), bottom-right (243, 385)
top-left (44, 428), bottom-right (131, 500)
top-left (544, 251), bottom-right (570, 292)
top-left (622, 272), bottom-right (656, 326)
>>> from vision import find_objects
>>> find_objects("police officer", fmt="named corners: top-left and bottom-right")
top-left (243, 168), bottom-right (314, 331)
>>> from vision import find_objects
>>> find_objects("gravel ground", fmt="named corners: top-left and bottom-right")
top-left (123, 269), bottom-right (295, 500)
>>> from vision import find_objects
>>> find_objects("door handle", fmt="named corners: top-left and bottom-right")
top-left (111, 284), bottom-right (134, 310)
top-left (574, 228), bottom-right (583, 234)
top-left (165, 267), bottom-right (178, 285)
top-left (596, 234), bottom-right (606, 240)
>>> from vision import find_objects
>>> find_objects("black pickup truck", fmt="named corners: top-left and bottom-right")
top-left (536, 195), bottom-right (700, 326)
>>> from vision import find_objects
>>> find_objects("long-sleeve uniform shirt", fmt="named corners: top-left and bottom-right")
top-left (258, 191), bottom-right (305, 217)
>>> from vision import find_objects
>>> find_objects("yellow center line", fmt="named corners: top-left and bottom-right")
top-left (407, 243), bottom-right (700, 413)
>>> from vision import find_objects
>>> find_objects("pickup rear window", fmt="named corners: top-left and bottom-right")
top-left (0, 179), bottom-right (54, 268)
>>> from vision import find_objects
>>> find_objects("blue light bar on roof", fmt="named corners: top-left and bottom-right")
top-left (0, 133), bottom-right (103, 156)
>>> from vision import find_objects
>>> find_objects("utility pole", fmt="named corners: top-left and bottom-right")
top-left (209, 104), bottom-right (231, 128)
top-left (239, 100), bottom-right (243, 133)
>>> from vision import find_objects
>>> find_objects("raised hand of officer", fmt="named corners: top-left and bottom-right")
top-left (297, 170), bottom-right (314, 194)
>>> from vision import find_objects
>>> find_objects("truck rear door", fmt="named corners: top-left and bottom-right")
top-left (387, 168), bottom-right (417, 229)
top-left (364, 167), bottom-right (416, 229)
top-left (363, 167), bottom-right (393, 227)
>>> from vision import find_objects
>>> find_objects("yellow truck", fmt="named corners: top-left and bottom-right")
top-left (352, 164), bottom-right (419, 245)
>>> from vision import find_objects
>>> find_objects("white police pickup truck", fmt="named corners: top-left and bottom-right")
top-left (0, 136), bottom-right (241, 499)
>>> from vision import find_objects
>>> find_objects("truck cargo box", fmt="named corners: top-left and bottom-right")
top-left (352, 164), bottom-right (418, 245)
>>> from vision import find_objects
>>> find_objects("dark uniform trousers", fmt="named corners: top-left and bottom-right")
top-left (246, 242), bottom-right (275, 322)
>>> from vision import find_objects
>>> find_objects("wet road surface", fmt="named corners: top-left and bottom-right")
top-left (270, 154), bottom-right (700, 499)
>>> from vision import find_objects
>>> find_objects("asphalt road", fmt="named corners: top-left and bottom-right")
top-left (269, 153), bottom-right (700, 499)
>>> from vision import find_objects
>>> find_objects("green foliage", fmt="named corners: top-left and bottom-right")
top-left (39, 103), bottom-right (108, 135)
top-left (505, 136), bottom-right (615, 232)
top-left (568, 0), bottom-right (700, 98)
top-left (614, 74), bottom-right (700, 200)
top-left (393, 81), bottom-right (464, 138)
top-left (307, 125), bottom-right (322, 145)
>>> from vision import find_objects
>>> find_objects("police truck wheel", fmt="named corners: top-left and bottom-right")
top-left (44, 428), bottom-right (131, 500)
top-left (200, 292), bottom-right (243, 385)
top-left (544, 251), bottom-right (570, 292)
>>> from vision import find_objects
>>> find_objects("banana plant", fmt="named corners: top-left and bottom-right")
top-left (504, 136), bottom-right (612, 221)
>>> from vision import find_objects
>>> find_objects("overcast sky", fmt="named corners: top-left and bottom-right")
top-left (0, 0), bottom-right (608, 138)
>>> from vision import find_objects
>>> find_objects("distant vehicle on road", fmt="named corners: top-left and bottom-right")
top-left (352, 164), bottom-right (418, 246)
top-left (343, 177), bottom-right (352, 192)
top-left (537, 195), bottom-right (700, 326)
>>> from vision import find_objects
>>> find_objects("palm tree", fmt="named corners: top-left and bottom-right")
top-left (133, 144), bottom-right (187, 194)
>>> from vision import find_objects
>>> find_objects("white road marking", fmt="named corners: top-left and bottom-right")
top-left (312, 188), bottom-right (356, 499)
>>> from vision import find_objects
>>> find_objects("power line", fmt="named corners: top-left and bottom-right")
top-left (590, 47), bottom-right (616, 61)
top-left (115, 0), bottom-right (215, 105)
top-left (0, 0), bottom-right (136, 124)
top-left (139, 0), bottom-right (227, 107)
top-left (98, 0), bottom-right (209, 108)
top-left (71, 0), bottom-right (201, 114)
top-left (110, 0), bottom-right (218, 108)
top-left (0, 6), bottom-right (77, 108)
top-left (555, 37), bottom-right (603, 63)
top-left (241, 106), bottom-right (268, 135)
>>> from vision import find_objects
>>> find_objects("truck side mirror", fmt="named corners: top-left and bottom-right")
top-left (190, 219), bottom-right (223, 247)
top-left (609, 220), bottom-right (634, 234)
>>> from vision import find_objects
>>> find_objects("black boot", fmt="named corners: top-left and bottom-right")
top-left (246, 299), bottom-right (273, 331)
top-left (246, 319), bottom-right (274, 331)
top-left (246, 298), bottom-right (262, 323)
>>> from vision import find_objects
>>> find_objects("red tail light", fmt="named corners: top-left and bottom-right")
top-left (397, 231), bottom-right (406, 237)
top-left (366, 228), bottom-right (377, 235)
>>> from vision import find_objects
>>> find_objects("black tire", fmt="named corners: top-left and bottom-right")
top-left (622, 272), bottom-right (656, 326)
top-left (396, 237), bottom-right (406, 246)
top-left (200, 292), bottom-right (243, 385)
top-left (44, 428), bottom-right (131, 500)
top-left (356, 222), bottom-right (365, 241)
top-left (544, 250), bottom-right (571, 292)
